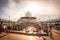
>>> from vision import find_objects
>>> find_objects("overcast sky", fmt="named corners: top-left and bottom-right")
top-left (0, 0), bottom-right (60, 21)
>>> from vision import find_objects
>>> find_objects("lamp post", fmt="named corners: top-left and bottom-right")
top-left (9, 16), bottom-right (10, 21)
top-left (49, 16), bottom-right (50, 23)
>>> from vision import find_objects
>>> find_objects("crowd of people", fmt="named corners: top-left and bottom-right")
top-left (0, 22), bottom-right (53, 38)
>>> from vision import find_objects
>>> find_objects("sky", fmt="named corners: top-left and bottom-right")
top-left (0, 0), bottom-right (60, 21)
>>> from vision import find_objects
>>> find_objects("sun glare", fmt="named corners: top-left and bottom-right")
top-left (25, 3), bottom-right (40, 13)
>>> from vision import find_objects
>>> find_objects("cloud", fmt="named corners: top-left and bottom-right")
top-left (0, 0), bottom-right (8, 18)
top-left (0, 0), bottom-right (8, 6)
top-left (13, 0), bottom-right (21, 3)
top-left (0, 0), bottom-right (60, 21)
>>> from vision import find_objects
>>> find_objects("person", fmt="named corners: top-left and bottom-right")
top-left (43, 25), bottom-right (49, 35)
top-left (0, 23), bottom-right (3, 33)
top-left (49, 27), bottom-right (53, 39)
